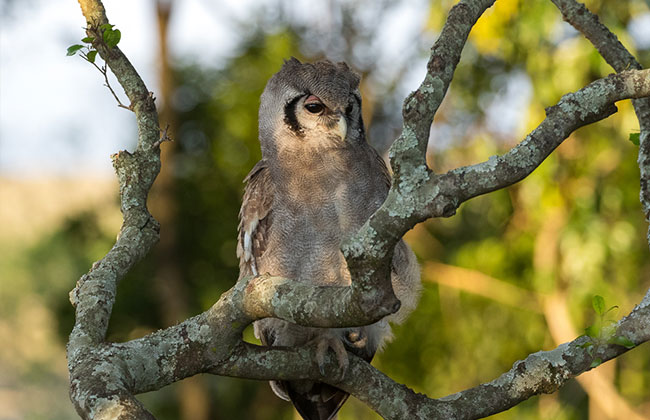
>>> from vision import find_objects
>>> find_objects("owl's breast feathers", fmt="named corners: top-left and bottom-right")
top-left (237, 144), bottom-right (390, 283)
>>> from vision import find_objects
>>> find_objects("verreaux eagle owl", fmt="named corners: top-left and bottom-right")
top-left (237, 58), bottom-right (421, 420)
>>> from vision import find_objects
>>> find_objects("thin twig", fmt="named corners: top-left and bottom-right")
top-left (100, 63), bottom-right (132, 111)
top-left (83, 52), bottom-right (133, 111)
top-left (153, 123), bottom-right (172, 148)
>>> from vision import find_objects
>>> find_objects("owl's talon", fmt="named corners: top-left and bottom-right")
top-left (312, 333), bottom-right (349, 382)
top-left (319, 362), bottom-right (326, 377)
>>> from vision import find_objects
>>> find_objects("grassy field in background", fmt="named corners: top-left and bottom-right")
top-left (0, 177), bottom-right (119, 420)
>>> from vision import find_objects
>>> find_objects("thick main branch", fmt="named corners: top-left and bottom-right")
top-left (220, 290), bottom-right (650, 420)
top-left (240, 274), bottom-right (399, 328)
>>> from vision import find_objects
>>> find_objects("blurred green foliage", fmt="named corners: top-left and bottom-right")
top-left (3, 0), bottom-right (650, 419)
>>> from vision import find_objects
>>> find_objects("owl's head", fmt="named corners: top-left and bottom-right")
top-left (259, 58), bottom-right (366, 157)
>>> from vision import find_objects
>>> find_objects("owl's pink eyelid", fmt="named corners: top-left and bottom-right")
top-left (304, 94), bottom-right (321, 104)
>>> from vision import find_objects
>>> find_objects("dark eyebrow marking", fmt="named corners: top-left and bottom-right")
top-left (345, 102), bottom-right (354, 117)
top-left (284, 94), bottom-right (305, 136)
top-left (345, 94), bottom-right (362, 119)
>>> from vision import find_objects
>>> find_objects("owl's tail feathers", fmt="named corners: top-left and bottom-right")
top-left (284, 381), bottom-right (348, 420)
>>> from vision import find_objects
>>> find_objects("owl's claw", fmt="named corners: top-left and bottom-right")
top-left (312, 333), bottom-right (349, 382)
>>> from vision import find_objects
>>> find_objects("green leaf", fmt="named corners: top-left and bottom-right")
top-left (601, 322), bottom-right (616, 340)
top-left (604, 305), bottom-right (618, 315)
top-left (629, 132), bottom-right (640, 146)
top-left (86, 50), bottom-right (98, 63)
top-left (577, 341), bottom-right (593, 349)
top-left (592, 295), bottom-right (605, 316)
top-left (100, 23), bottom-right (114, 31)
top-left (590, 357), bottom-right (602, 368)
top-left (609, 335), bottom-right (635, 349)
top-left (66, 44), bottom-right (84, 56)
top-left (103, 28), bottom-right (121, 49)
top-left (81, 36), bottom-right (95, 43)
top-left (585, 324), bottom-right (599, 338)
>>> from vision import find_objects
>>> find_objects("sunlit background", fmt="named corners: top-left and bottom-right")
top-left (1, 0), bottom-right (650, 419)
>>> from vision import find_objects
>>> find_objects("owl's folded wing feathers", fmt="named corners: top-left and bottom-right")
top-left (237, 159), bottom-right (273, 278)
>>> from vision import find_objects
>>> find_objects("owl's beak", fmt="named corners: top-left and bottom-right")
top-left (336, 113), bottom-right (347, 140)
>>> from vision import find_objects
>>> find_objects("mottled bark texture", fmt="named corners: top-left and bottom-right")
top-left (68, 0), bottom-right (650, 419)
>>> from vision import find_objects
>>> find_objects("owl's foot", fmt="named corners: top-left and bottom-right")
top-left (311, 333), bottom-right (349, 382)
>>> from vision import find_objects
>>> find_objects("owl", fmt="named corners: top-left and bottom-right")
top-left (237, 58), bottom-right (421, 420)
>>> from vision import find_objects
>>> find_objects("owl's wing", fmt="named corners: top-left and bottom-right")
top-left (237, 162), bottom-right (294, 402)
top-left (368, 145), bottom-right (392, 191)
top-left (237, 159), bottom-right (273, 278)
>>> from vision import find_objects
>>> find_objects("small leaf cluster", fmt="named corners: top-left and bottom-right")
top-left (100, 23), bottom-right (122, 49)
top-left (66, 23), bottom-right (121, 62)
top-left (579, 295), bottom-right (634, 368)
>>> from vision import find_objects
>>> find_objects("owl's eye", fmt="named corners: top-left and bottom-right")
top-left (305, 102), bottom-right (324, 114)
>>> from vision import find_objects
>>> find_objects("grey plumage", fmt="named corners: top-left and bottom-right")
top-left (237, 58), bottom-right (420, 420)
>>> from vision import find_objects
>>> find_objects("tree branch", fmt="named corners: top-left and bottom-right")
top-left (220, 290), bottom-right (650, 420)
top-left (70, 0), bottom-right (162, 347)
top-left (543, 292), bottom-right (648, 420)
top-left (68, 0), bottom-right (163, 418)
top-left (240, 274), bottom-right (398, 327)
top-left (436, 69), bottom-right (650, 204)
top-left (342, 0), bottom-right (497, 319)
top-left (550, 0), bottom-right (640, 72)
top-left (550, 0), bottom-right (650, 247)
top-left (346, 67), bottom-right (650, 279)
top-left (69, 270), bottom-right (650, 419)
